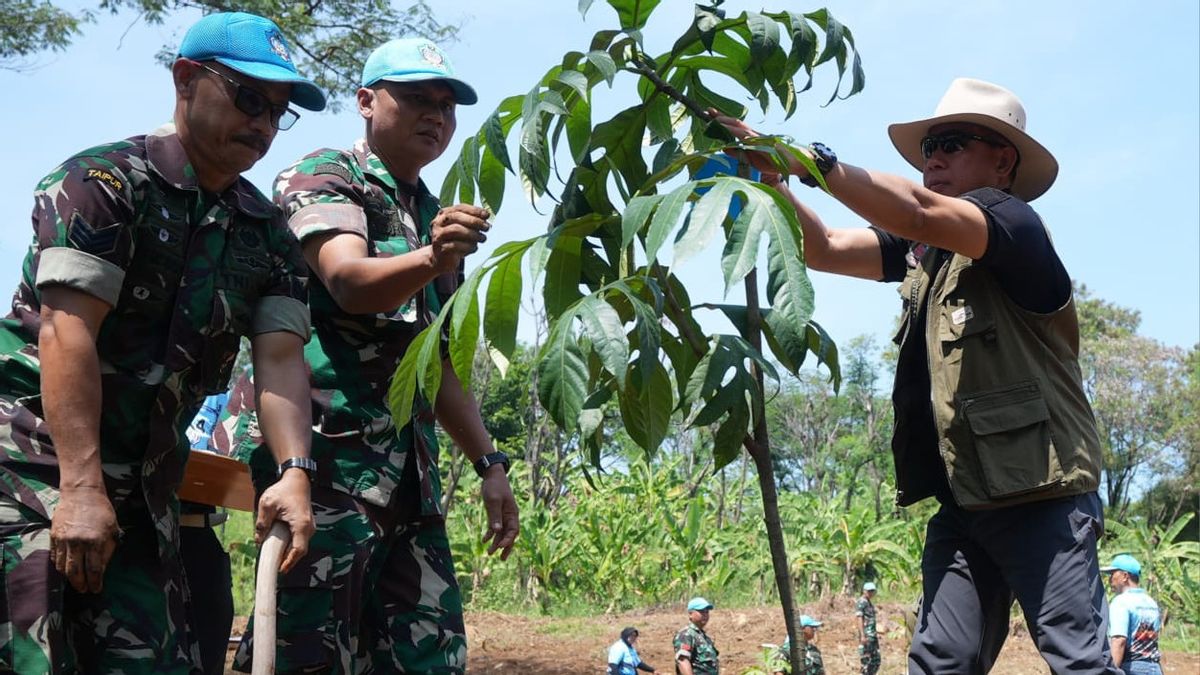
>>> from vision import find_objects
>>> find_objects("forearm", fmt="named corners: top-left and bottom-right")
top-left (677, 659), bottom-right (694, 675)
top-left (39, 314), bottom-right (104, 490)
top-left (434, 360), bottom-right (495, 462)
top-left (324, 246), bottom-right (442, 315)
top-left (251, 333), bottom-right (312, 465)
top-left (1110, 637), bottom-right (1126, 666)
top-left (770, 180), bottom-right (884, 280)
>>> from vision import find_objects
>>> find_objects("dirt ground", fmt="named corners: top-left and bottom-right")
top-left (228, 599), bottom-right (1200, 673)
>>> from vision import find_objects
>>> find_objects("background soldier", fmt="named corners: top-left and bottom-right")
top-left (772, 614), bottom-right (824, 675)
top-left (226, 38), bottom-right (519, 673)
top-left (856, 581), bottom-right (880, 674)
top-left (0, 11), bottom-right (323, 674)
top-left (674, 597), bottom-right (719, 675)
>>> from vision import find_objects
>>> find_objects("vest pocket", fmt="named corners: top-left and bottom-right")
top-left (962, 380), bottom-right (1065, 499)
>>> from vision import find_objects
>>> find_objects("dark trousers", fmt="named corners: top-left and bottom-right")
top-left (181, 523), bottom-right (234, 675)
top-left (909, 492), bottom-right (1121, 675)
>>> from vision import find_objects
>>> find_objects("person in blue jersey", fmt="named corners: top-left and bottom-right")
top-left (1103, 555), bottom-right (1163, 675)
top-left (608, 626), bottom-right (656, 675)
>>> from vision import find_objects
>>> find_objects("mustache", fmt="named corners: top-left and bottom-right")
top-left (233, 133), bottom-right (270, 154)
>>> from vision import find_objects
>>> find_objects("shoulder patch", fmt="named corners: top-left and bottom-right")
top-left (83, 167), bottom-right (125, 193)
top-left (313, 162), bottom-right (354, 185)
top-left (67, 211), bottom-right (122, 256)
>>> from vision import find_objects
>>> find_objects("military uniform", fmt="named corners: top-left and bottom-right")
top-left (229, 140), bottom-right (465, 674)
top-left (673, 623), bottom-right (719, 675)
top-left (856, 596), bottom-right (880, 674)
top-left (0, 124), bottom-right (309, 674)
top-left (774, 638), bottom-right (823, 675)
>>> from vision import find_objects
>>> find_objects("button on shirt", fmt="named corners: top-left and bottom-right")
top-left (1109, 588), bottom-right (1162, 663)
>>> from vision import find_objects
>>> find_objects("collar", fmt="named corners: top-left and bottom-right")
top-left (352, 138), bottom-right (432, 201)
top-left (145, 123), bottom-right (274, 220)
top-left (1122, 587), bottom-right (1146, 595)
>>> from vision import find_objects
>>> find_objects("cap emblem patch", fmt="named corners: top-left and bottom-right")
top-left (420, 44), bottom-right (444, 67)
top-left (268, 32), bottom-right (291, 62)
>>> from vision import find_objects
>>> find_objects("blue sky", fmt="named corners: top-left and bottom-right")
top-left (1, 0), bottom-right (1196, 356)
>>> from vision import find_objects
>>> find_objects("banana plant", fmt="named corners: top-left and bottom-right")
top-left (389, 1), bottom-right (863, 668)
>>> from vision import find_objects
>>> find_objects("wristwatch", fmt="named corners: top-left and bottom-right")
top-left (277, 456), bottom-right (318, 479)
top-left (798, 142), bottom-right (838, 187)
top-left (473, 451), bottom-right (510, 478)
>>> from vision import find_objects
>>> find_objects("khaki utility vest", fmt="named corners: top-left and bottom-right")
top-left (892, 245), bottom-right (1102, 509)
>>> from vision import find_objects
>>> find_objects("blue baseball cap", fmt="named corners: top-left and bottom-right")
top-left (178, 12), bottom-right (326, 112)
top-left (863, 581), bottom-right (877, 592)
top-left (1100, 554), bottom-right (1142, 577)
top-left (686, 597), bottom-right (714, 612)
top-left (799, 614), bottom-right (822, 628)
top-left (360, 38), bottom-right (478, 105)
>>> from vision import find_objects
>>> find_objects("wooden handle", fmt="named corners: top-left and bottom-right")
top-left (252, 521), bottom-right (291, 675)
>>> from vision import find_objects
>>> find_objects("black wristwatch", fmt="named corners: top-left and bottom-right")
top-left (798, 142), bottom-right (837, 187)
top-left (473, 451), bottom-right (510, 478)
top-left (277, 456), bottom-right (318, 479)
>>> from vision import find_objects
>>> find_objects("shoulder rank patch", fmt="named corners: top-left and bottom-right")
top-left (83, 168), bottom-right (124, 193)
top-left (67, 211), bottom-right (122, 257)
top-left (313, 162), bottom-right (354, 185)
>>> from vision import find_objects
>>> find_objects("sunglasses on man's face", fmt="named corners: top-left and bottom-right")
top-left (920, 133), bottom-right (1007, 160)
top-left (198, 63), bottom-right (299, 131)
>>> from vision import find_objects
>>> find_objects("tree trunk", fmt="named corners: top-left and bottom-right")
top-left (742, 268), bottom-right (803, 674)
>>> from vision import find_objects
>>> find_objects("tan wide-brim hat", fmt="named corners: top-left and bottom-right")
top-left (888, 78), bottom-right (1058, 201)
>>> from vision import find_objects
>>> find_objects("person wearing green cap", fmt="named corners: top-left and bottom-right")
top-left (772, 615), bottom-right (824, 675)
top-left (1102, 555), bottom-right (1163, 674)
top-left (224, 37), bottom-right (517, 674)
top-left (856, 581), bottom-right (880, 674)
top-left (0, 10), bottom-right (325, 674)
top-left (674, 597), bottom-right (719, 674)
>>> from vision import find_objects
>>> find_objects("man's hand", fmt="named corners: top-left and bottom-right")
top-left (255, 469), bottom-right (314, 573)
top-left (429, 204), bottom-right (491, 273)
top-left (50, 486), bottom-right (119, 593)
top-left (708, 110), bottom-right (814, 181)
top-left (480, 466), bottom-right (519, 560)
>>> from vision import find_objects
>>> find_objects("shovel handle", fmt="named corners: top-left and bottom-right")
top-left (251, 521), bottom-right (291, 675)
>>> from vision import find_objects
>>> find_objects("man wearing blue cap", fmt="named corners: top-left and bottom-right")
top-left (856, 581), bottom-right (880, 674)
top-left (1102, 555), bottom-right (1163, 674)
top-left (674, 597), bottom-right (719, 674)
top-left (225, 37), bottom-right (518, 674)
top-left (772, 615), bottom-right (824, 675)
top-left (0, 11), bottom-right (324, 674)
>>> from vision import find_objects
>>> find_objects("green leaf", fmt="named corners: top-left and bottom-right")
top-left (603, 0), bottom-right (663, 30)
top-left (578, 0), bottom-right (596, 19)
top-left (746, 12), bottom-right (780, 65)
top-left (618, 360), bottom-right (673, 454)
top-left (456, 136), bottom-right (479, 205)
top-left (675, 178), bottom-right (733, 269)
top-left (578, 295), bottom-right (630, 387)
top-left (806, 320), bottom-right (842, 391)
top-left (482, 110), bottom-right (513, 172)
top-left (812, 10), bottom-right (846, 66)
top-left (645, 95), bottom-right (673, 142)
top-left (621, 194), bottom-right (663, 248)
top-left (387, 327), bottom-right (429, 427)
top-left (478, 145), bottom-right (505, 213)
top-left (762, 307), bottom-right (806, 374)
top-left (554, 69), bottom-right (590, 103)
top-left (449, 271), bottom-right (484, 386)
top-left (763, 188), bottom-right (815, 331)
top-left (537, 320), bottom-right (589, 431)
top-left (586, 49), bottom-right (617, 86)
top-left (544, 235), bottom-right (584, 320)
top-left (439, 163), bottom-right (459, 206)
top-left (712, 399), bottom-right (748, 468)
top-left (651, 138), bottom-right (681, 176)
top-left (590, 105), bottom-right (649, 197)
top-left (484, 254), bottom-right (524, 361)
top-left (720, 191), bottom-right (767, 294)
top-left (565, 97), bottom-right (592, 164)
top-left (644, 184), bottom-right (691, 263)
top-left (687, 72), bottom-right (748, 120)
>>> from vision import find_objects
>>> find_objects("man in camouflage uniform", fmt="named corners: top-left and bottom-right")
top-left (227, 38), bottom-right (519, 674)
top-left (0, 12), bottom-right (324, 674)
top-left (674, 597), bottom-right (719, 675)
top-left (856, 581), bottom-right (881, 674)
top-left (772, 614), bottom-right (824, 675)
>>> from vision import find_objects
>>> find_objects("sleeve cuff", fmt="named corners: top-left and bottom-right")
top-left (252, 295), bottom-right (311, 341)
top-left (35, 247), bottom-right (126, 306)
top-left (289, 202), bottom-right (368, 243)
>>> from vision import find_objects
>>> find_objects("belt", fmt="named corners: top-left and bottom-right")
top-left (179, 511), bottom-right (229, 528)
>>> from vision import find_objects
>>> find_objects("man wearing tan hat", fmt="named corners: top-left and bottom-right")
top-left (714, 79), bottom-right (1115, 673)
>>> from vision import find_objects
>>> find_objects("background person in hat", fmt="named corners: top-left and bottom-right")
top-left (225, 37), bottom-right (518, 674)
top-left (608, 626), bottom-right (656, 675)
top-left (1102, 554), bottom-right (1163, 674)
top-left (713, 78), bottom-right (1113, 674)
top-left (674, 597), bottom-right (719, 675)
top-left (771, 614), bottom-right (824, 675)
top-left (0, 10), bottom-right (324, 673)
top-left (856, 581), bottom-right (880, 674)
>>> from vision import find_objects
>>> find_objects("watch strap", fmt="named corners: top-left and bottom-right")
top-left (277, 456), bottom-right (318, 478)
top-left (473, 451), bottom-right (510, 478)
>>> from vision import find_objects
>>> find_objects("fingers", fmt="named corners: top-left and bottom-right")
top-left (280, 519), bottom-right (311, 573)
top-left (254, 500), bottom-right (277, 546)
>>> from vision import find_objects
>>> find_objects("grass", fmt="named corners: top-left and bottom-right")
top-left (216, 509), bottom-right (258, 617)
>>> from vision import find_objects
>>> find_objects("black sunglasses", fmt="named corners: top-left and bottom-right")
top-left (198, 63), bottom-right (300, 131)
top-left (920, 132), bottom-right (1008, 160)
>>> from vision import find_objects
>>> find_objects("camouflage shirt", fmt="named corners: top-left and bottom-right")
top-left (674, 623), bottom-right (719, 675)
top-left (0, 121), bottom-right (309, 605)
top-left (856, 597), bottom-right (877, 639)
top-left (231, 139), bottom-right (457, 514)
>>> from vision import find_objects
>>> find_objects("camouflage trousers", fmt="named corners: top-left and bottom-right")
top-left (0, 494), bottom-right (199, 674)
top-left (233, 486), bottom-right (466, 674)
top-left (859, 637), bottom-right (880, 675)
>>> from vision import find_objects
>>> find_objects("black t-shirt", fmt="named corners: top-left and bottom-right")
top-left (873, 188), bottom-right (1070, 504)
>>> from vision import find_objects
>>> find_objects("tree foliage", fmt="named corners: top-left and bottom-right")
top-left (1, 0), bottom-right (458, 102)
